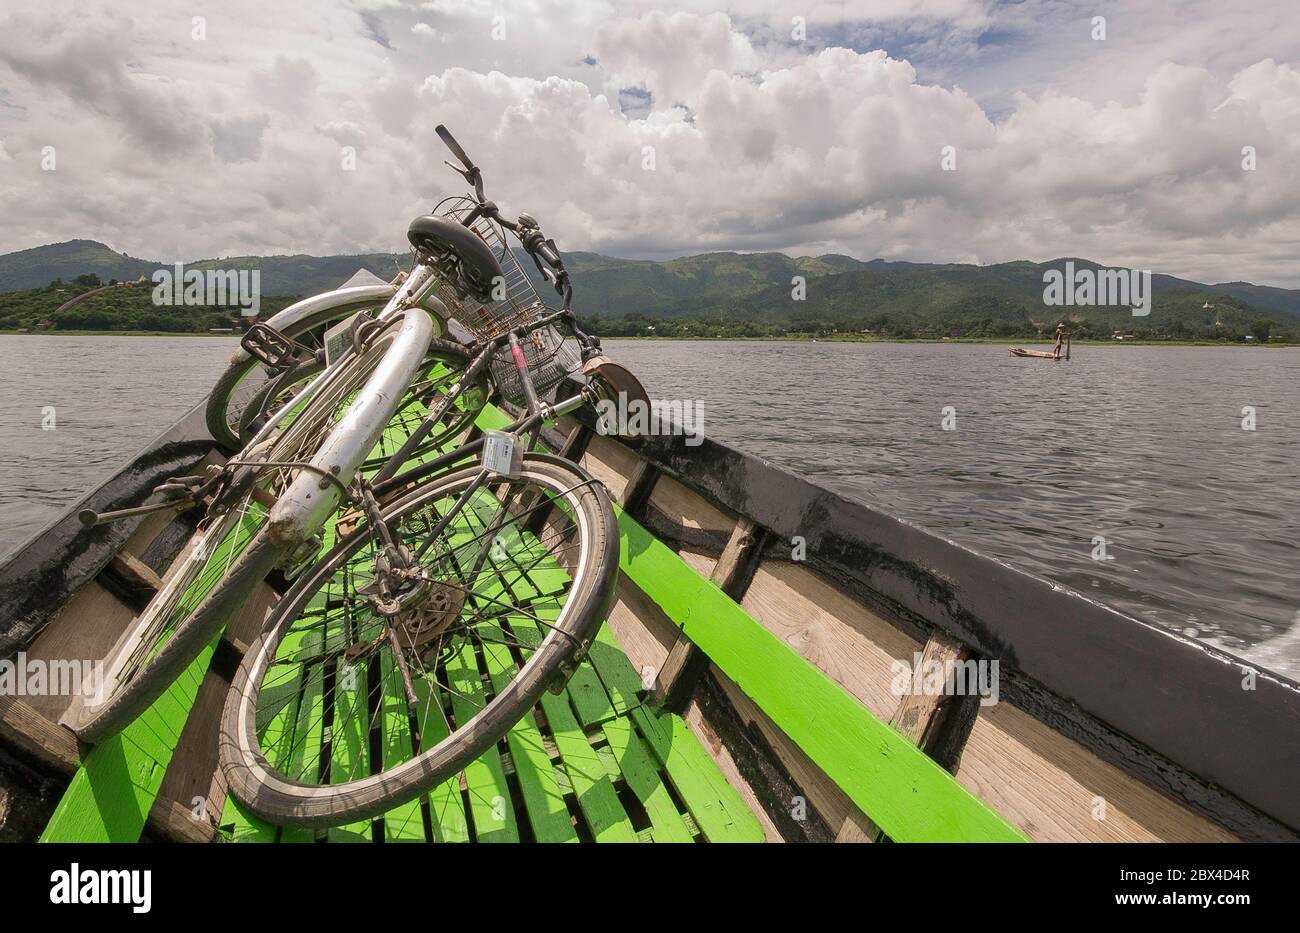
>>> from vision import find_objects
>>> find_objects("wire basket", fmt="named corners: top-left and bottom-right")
top-left (431, 195), bottom-right (583, 405)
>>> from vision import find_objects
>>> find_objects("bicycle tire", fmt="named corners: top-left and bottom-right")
top-left (219, 454), bottom-right (619, 828)
top-left (205, 296), bottom-right (395, 451)
top-left (62, 530), bottom-right (283, 744)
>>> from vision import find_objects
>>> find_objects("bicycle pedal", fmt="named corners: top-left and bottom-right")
top-left (240, 323), bottom-right (300, 368)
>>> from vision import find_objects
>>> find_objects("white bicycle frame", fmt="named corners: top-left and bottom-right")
top-left (61, 263), bottom-right (445, 734)
top-left (241, 262), bottom-right (441, 548)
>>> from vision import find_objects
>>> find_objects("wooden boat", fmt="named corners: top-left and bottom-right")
top-left (1010, 331), bottom-right (1070, 359)
top-left (1008, 347), bottom-right (1061, 358)
top-left (1, 392), bottom-right (1297, 843)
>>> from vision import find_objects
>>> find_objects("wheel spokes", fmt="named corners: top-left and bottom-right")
top-left (253, 474), bottom-right (584, 789)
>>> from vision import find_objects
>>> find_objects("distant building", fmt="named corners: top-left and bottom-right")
top-left (36, 320), bottom-right (53, 329)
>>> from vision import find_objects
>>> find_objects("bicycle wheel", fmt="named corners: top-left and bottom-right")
top-left (206, 295), bottom-right (401, 451)
top-left (241, 338), bottom-right (489, 472)
top-left (220, 454), bottom-right (619, 829)
top-left (62, 322), bottom-right (419, 744)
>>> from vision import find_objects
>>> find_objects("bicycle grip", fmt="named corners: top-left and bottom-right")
top-left (435, 124), bottom-right (475, 171)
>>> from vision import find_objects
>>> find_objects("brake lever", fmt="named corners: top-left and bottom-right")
top-left (443, 160), bottom-right (474, 185)
top-left (436, 124), bottom-right (476, 172)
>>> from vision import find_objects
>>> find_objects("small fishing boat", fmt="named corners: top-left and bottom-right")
top-left (1010, 325), bottom-right (1071, 360)
top-left (0, 364), bottom-right (1296, 843)
top-left (1008, 347), bottom-right (1062, 358)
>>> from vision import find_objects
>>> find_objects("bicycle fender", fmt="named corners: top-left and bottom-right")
top-left (266, 308), bottom-right (436, 549)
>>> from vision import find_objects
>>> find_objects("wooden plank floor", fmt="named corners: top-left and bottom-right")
top-left (41, 387), bottom-right (761, 843)
top-left (219, 399), bottom-right (763, 844)
top-left (218, 617), bottom-right (763, 843)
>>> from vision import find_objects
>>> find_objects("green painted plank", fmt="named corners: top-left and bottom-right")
top-left (444, 643), bottom-right (519, 842)
top-left (566, 661), bottom-right (618, 726)
top-left (583, 625), bottom-right (763, 843)
top-left (599, 717), bottom-right (695, 843)
top-left (378, 652), bottom-right (428, 842)
top-left (221, 795), bottom-right (279, 843)
top-left (510, 620), bottom-right (638, 843)
top-left (278, 630), bottom-right (325, 843)
top-left (410, 674), bottom-right (471, 842)
top-left (610, 504), bottom-right (1028, 843)
top-left (480, 632), bottom-right (578, 843)
top-left (326, 656), bottom-right (374, 842)
top-left (537, 690), bottom-right (638, 842)
top-left (593, 742), bottom-right (622, 781)
top-left (41, 636), bottom-right (218, 842)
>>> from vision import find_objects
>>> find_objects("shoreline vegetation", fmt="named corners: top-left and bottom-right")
top-left (2, 272), bottom-right (1295, 346)
top-left (2, 328), bottom-right (1294, 347)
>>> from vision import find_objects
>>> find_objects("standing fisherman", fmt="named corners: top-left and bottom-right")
top-left (1052, 322), bottom-right (1071, 360)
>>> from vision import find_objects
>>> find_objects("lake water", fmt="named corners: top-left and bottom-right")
top-left (0, 335), bottom-right (234, 553)
top-left (1, 335), bottom-right (1297, 678)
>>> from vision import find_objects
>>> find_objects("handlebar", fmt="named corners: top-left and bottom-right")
top-left (434, 123), bottom-right (579, 320)
top-left (435, 124), bottom-right (485, 202)
top-left (435, 125), bottom-right (475, 173)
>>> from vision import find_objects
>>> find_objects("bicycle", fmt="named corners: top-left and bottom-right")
top-left (203, 277), bottom-right (432, 452)
top-left (218, 125), bottom-right (648, 828)
top-left (60, 194), bottom-right (524, 744)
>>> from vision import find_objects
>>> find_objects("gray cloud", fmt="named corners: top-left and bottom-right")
top-left (1, 1), bottom-right (1298, 286)
top-left (210, 113), bottom-right (271, 162)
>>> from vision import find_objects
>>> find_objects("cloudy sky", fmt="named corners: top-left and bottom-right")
top-left (1, 1), bottom-right (1298, 285)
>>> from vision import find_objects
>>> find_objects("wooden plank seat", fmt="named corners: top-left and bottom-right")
top-left (219, 434), bottom-right (762, 843)
top-left (38, 390), bottom-right (1247, 844)
top-left (220, 617), bottom-right (763, 843)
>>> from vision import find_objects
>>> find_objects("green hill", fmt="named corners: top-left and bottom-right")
top-left (672, 258), bottom-right (1291, 336)
top-left (2, 239), bottom-right (1297, 341)
top-left (0, 240), bottom-right (156, 291)
top-left (0, 279), bottom-right (299, 333)
top-left (0, 240), bottom-right (409, 298)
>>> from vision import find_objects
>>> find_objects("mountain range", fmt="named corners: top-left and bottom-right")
top-left (2, 239), bottom-right (1298, 338)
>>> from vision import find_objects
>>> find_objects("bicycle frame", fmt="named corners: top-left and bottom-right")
top-left (232, 276), bottom-right (450, 370)
top-left (351, 325), bottom-right (600, 636)
top-left (241, 264), bottom-right (443, 549)
top-left (371, 309), bottom-right (596, 501)
top-left (242, 265), bottom-right (439, 452)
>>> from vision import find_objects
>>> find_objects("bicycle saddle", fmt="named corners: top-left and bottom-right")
top-left (407, 215), bottom-right (504, 304)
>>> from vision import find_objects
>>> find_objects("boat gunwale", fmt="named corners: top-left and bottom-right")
top-left (1, 393), bottom-right (1296, 840)
top-left (554, 405), bottom-right (1300, 835)
top-left (0, 401), bottom-right (214, 658)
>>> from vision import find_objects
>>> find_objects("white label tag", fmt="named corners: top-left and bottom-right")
top-left (189, 531), bottom-right (211, 562)
top-left (323, 312), bottom-right (364, 366)
top-left (482, 430), bottom-right (522, 478)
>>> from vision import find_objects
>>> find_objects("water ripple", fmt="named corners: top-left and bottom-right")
top-left (604, 339), bottom-right (1300, 677)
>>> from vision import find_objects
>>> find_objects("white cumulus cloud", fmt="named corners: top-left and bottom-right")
top-left (0, 0), bottom-right (1297, 286)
